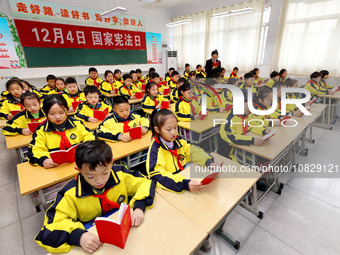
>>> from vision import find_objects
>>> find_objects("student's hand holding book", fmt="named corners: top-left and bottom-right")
top-left (131, 208), bottom-right (144, 227)
top-left (80, 232), bottom-right (103, 254)
top-left (254, 137), bottom-right (265, 146)
top-left (141, 127), bottom-right (148, 135)
top-left (43, 158), bottom-right (59, 169)
top-left (68, 107), bottom-right (75, 113)
top-left (88, 117), bottom-right (98, 123)
top-left (22, 128), bottom-right (32, 136)
top-left (110, 90), bottom-right (117, 95)
top-left (189, 180), bottom-right (202, 193)
top-left (155, 104), bottom-right (161, 109)
top-left (7, 114), bottom-right (13, 120)
top-left (130, 96), bottom-right (137, 100)
top-left (119, 134), bottom-right (132, 143)
top-left (293, 110), bottom-right (303, 117)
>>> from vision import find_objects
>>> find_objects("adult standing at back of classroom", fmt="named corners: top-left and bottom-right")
top-left (205, 49), bottom-right (222, 78)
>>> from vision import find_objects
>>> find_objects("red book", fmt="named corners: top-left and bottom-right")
top-left (280, 116), bottom-right (291, 123)
top-left (115, 88), bottom-right (118, 94)
top-left (72, 101), bottom-right (84, 111)
top-left (129, 126), bottom-right (142, 140)
top-left (264, 78), bottom-right (269, 83)
top-left (305, 98), bottom-right (317, 110)
top-left (134, 91), bottom-right (144, 99)
top-left (212, 61), bottom-right (219, 67)
top-left (95, 203), bottom-right (131, 249)
top-left (201, 172), bottom-right (220, 186)
top-left (93, 108), bottom-right (109, 121)
top-left (198, 111), bottom-right (207, 120)
top-left (142, 84), bottom-right (146, 91)
top-left (163, 87), bottom-right (170, 95)
top-left (263, 128), bottom-right (276, 141)
top-left (160, 100), bottom-right (171, 109)
top-left (225, 105), bottom-right (233, 112)
top-left (159, 81), bottom-right (167, 87)
top-left (10, 110), bottom-right (23, 116)
top-left (27, 119), bottom-right (47, 132)
top-left (258, 80), bottom-right (262, 85)
top-left (50, 144), bottom-right (79, 165)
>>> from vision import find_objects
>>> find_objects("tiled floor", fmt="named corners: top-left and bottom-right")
top-left (1, 119), bottom-right (340, 255)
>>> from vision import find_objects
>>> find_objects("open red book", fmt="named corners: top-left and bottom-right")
top-left (129, 126), bottom-right (142, 140)
top-left (72, 101), bottom-right (84, 111)
top-left (198, 111), bottom-right (208, 120)
top-left (160, 100), bottom-right (171, 109)
top-left (93, 108), bottom-right (109, 121)
top-left (163, 87), bottom-right (170, 95)
top-left (95, 203), bottom-right (131, 249)
top-left (27, 119), bottom-right (47, 132)
top-left (159, 81), bottom-right (167, 87)
top-left (201, 172), bottom-right (220, 186)
top-left (258, 80), bottom-right (262, 85)
top-left (50, 144), bottom-right (79, 165)
top-left (263, 128), bottom-right (276, 141)
top-left (10, 110), bottom-right (24, 116)
top-left (134, 91), bottom-right (144, 99)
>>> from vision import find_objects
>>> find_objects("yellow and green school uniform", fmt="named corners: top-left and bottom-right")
top-left (146, 134), bottom-right (214, 193)
top-left (320, 79), bottom-right (334, 89)
top-left (0, 95), bottom-right (24, 119)
top-left (27, 118), bottom-right (95, 166)
top-left (100, 80), bottom-right (119, 95)
top-left (85, 76), bottom-right (103, 87)
top-left (62, 90), bottom-right (86, 109)
top-left (2, 109), bottom-right (46, 135)
top-left (75, 100), bottom-right (112, 122)
top-left (305, 79), bottom-right (329, 96)
top-left (118, 84), bottom-right (141, 99)
top-left (35, 165), bottom-right (155, 253)
top-left (97, 112), bottom-right (149, 142)
top-left (40, 84), bottom-right (56, 95)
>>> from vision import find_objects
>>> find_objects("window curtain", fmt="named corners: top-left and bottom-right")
top-left (278, 0), bottom-right (340, 76)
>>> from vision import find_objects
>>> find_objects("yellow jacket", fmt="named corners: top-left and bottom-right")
top-left (35, 165), bottom-right (156, 253)
top-left (253, 103), bottom-right (283, 127)
top-left (133, 80), bottom-right (143, 90)
top-left (196, 70), bottom-right (206, 77)
top-left (276, 97), bottom-right (297, 114)
top-left (168, 79), bottom-right (178, 90)
top-left (62, 90), bottom-right (86, 108)
top-left (75, 100), bottom-right (112, 122)
top-left (40, 84), bottom-right (55, 95)
top-left (1, 90), bottom-right (9, 100)
top-left (97, 112), bottom-right (149, 142)
top-left (238, 82), bottom-right (257, 94)
top-left (2, 109), bottom-right (46, 135)
top-left (47, 88), bottom-right (65, 95)
top-left (146, 135), bottom-right (214, 193)
top-left (99, 81), bottom-right (120, 95)
top-left (265, 79), bottom-right (275, 89)
top-left (27, 118), bottom-right (95, 166)
top-left (320, 79), bottom-right (334, 89)
top-left (220, 89), bottom-right (233, 106)
top-left (170, 87), bottom-right (179, 103)
top-left (305, 80), bottom-right (329, 96)
top-left (0, 95), bottom-right (24, 119)
top-left (182, 71), bottom-right (190, 80)
top-left (85, 76), bottom-right (103, 87)
top-left (141, 94), bottom-right (164, 112)
top-left (174, 96), bottom-right (200, 122)
top-left (118, 84), bottom-right (141, 99)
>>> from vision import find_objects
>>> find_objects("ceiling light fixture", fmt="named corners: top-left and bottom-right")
top-left (212, 7), bottom-right (255, 18)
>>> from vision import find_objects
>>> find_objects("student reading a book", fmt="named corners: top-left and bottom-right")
top-left (40, 74), bottom-right (57, 95)
top-left (175, 82), bottom-right (201, 122)
top-left (319, 70), bottom-right (334, 89)
top-left (251, 68), bottom-right (265, 84)
top-left (2, 92), bottom-right (46, 136)
top-left (35, 140), bottom-right (156, 253)
top-left (145, 67), bottom-right (156, 82)
top-left (229, 67), bottom-right (240, 79)
top-left (85, 67), bottom-right (103, 87)
top-left (167, 70), bottom-right (180, 90)
top-left (238, 72), bottom-right (257, 93)
top-left (170, 77), bottom-right (186, 103)
top-left (183, 63), bottom-right (190, 80)
top-left (305, 71), bottom-right (335, 96)
top-left (118, 74), bottom-right (141, 100)
top-left (62, 77), bottom-right (86, 113)
top-left (196, 64), bottom-right (206, 77)
top-left (47, 78), bottom-right (66, 95)
top-left (220, 77), bottom-right (237, 107)
top-left (136, 68), bottom-right (146, 83)
top-left (141, 82), bottom-right (164, 114)
top-left (265, 71), bottom-right (280, 89)
top-left (130, 70), bottom-right (143, 90)
top-left (99, 70), bottom-right (120, 96)
top-left (165, 67), bottom-right (175, 81)
top-left (75, 86), bottom-right (112, 123)
top-left (279, 69), bottom-right (287, 82)
top-left (0, 78), bottom-right (24, 120)
top-left (27, 94), bottom-right (95, 168)
top-left (97, 96), bottom-right (149, 142)
top-left (20, 80), bottom-right (43, 98)
top-left (113, 69), bottom-right (123, 85)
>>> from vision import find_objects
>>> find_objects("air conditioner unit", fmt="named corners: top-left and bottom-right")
top-left (166, 50), bottom-right (178, 71)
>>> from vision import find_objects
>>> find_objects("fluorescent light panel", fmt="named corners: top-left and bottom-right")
top-left (212, 8), bottom-right (255, 18)
top-left (100, 7), bottom-right (127, 18)
top-left (165, 19), bottom-right (192, 27)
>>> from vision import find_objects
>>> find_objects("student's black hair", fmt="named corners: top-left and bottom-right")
top-left (279, 69), bottom-right (287, 77)
top-left (114, 69), bottom-right (121, 75)
top-left (285, 78), bottom-right (298, 87)
top-left (148, 67), bottom-right (156, 73)
top-left (84, 85), bottom-right (100, 96)
top-left (178, 77), bottom-right (186, 85)
top-left (136, 68), bottom-right (142, 73)
top-left (65, 77), bottom-right (77, 85)
top-left (169, 67), bottom-right (175, 71)
top-left (213, 73), bottom-right (223, 79)
top-left (270, 71), bottom-right (279, 79)
top-left (130, 70), bottom-right (136, 75)
top-left (220, 67), bottom-right (226, 72)
top-left (244, 72), bottom-right (255, 79)
top-left (112, 95), bottom-right (129, 107)
top-left (211, 49), bottom-right (218, 56)
top-left (227, 77), bottom-right (237, 85)
top-left (6, 78), bottom-right (23, 90)
top-left (123, 73), bottom-right (132, 81)
top-left (233, 67), bottom-right (239, 71)
top-left (185, 63), bottom-right (190, 68)
top-left (255, 87), bottom-right (272, 104)
top-left (196, 73), bottom-right (205, 79)
top-left (42, 94), bottom-right (68, 115)
top-left (75, 140), bottom-right (113, 171)
top-left (149, 108), bottom-right (176, 138)
top-left (272, 81), bottom-right (286, 89)
top-left (320, 70), bottom-right (329, 78)
top-left (88, 67), bottom-right (98, 73)
top-left (104, 70), bottom-right (114, 79)
top-left (178, 82), bottom-right (191, 98)
top-left (46, 74), bottom-right (56, 81)
top-left (21, 91), bottom-right (40, 105)
top-left (250, 68), bottom-right (259, 76)
top-left (55, 77), bottom-right (65, 85)
top-left (145, 81), bottom-right (157, 94)
top-left (189, 71), bottom-right (196, 77)
top-left (171, 71), bottom-right (179, 77)
top-left (196, 64), bottom-right (202, 69)
top-left (151, 72), bottom-right (160, 79)
top-left (310, 72), bottom-right (322, 79)
top-left (20, 80), bottom-right (38, 90)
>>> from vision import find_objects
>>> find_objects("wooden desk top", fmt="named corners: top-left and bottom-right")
top-left (309, 104), bottom-right (327, 113)
top-left (102, 93), bottom-right (119, 98)
top-left (143, 103), bottom-right (175, 115)
top-left (318, 91), bottom-right (340, 99)
top-left (0, 119), bottom-right (6, 128)
top-left (83, 120), bottom-right (102, 131)
top-left (55, 195), bottom-right (207, 255)
top-left (157, 153), bottom-right (260, 233)
top-left (178, 112), bottom-right (227, 133)
top-left (128, 98), bottom-right (143, 104)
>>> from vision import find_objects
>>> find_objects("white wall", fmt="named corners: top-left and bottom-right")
top-left (0, 0), bottom-right (170, 89)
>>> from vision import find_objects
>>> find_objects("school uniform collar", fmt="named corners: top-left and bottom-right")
top-left (253, 102), bottom-right (266, 110)
top-left (112, 111), bottom-right (135, 122)
top-left (123, 84), bottom-right (133, 91)
top-left (24, 109), bottom-right (45, 119)
top-left (64, 89), bottom-right (81, 97)
top-left (179, 96), bottom-right (190, 103)
top-left (7, 94), bottom-right (21, 104)
top-left (154, 134), bottom-right (183, 151)
top-left (74, 169), bottom-right (121, 198)
top-left (86, 101), bottom-right (102, 109)
top-left (43, 117), bottom-right (77, 132)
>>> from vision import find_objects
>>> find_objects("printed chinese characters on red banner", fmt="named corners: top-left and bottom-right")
top-left (14, 19), bottom-right (146, 50)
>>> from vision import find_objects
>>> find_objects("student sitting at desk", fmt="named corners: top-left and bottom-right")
top-left (130, 70), bottom-right (143, 90)
top-left (141, 82), bottom-right (164, 113)
top-left (40, 74), bottom-right (56, 96)
top-left (305, 71), bottom-right (334, 96)
top-left (238, 72), bottom-right (257, 93)
top-left (279, 69), bottom-right (287, 82)
top-left (183, 63), bottom-right (190, 80)
top-left (157, 73), bottom-right (171, 100)
top-left (75, 86), bottom-right (112, 123)
top-left (99, 70), bottom-right (120, 96)
top-left (27, 94), bottom-right (95, 168)
top-left (20, 80), bottom-right (42, 98)
top-left (145, 67), bottom-right (156, 83)
top-left (175, 82), bottom-right (201, 122)
top-left (165, 67), bottom-right (175, 81)
top-left (167, 70), bottom-right (180, 90)
top-left (319, 70), bottom-right (334, 89)
top-left (229, 67), bottom-right (240, 79)
top-left (220, 77), bottom-right (237, 107)
top-left (47, 78), bottom-right (66, 95)
top-left (265, 71), bottom-right (280, 89)
top-left (136, 68), bottom-right (146, 83)
top-left (97, 96), bottom-right (149, 142)
top-left (113, 69), bottom-right (124, 87)
top-left (2, 92), bottom-right (46, 136)
top-left (62, 77), bottom-right (86, 113)
top-left (119, 74), bottom-right (141, 100)
top-left (0, 78), bottom-right (24, 120)
top-left (171, 77), bottom-right (186, 103)
top-left (196, 64), bottom-right (206, 77)
top-left (85, 67), bottom-right (103, 87)
top-left (251, 68), bottom-right (265, 84)
top-left (35, 140), bottom-right (156, 254)
top-left (146, 109), bottom-right (218, 193)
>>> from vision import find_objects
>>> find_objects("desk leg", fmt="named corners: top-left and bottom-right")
top-left (215, 219), bottom-right (240, 250)
top-left (126, 156), bottom-right (131, 169)
top-left (38, 190), bottom-right (47, 212)
top-left (15, 148), bottom-right (26, 163)
top-left (307, 126), bottom-right (315, 143)
top-left (315, 98), bottom-right (333, 130)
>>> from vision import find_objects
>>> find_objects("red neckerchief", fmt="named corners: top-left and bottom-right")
top-left (254, 103), bottom-right (267, 119)
top-left (236, 115), bottom-right (249, 134)
top-left (170, 77), bottom-right (178, 85)
top-left (231, 72), bottom-right (237, 77)
top-left (154, 135), bottom-right (184, 171)
top-left (31, 117), bottom-right (46, 123)
top-left (309, 80), bottom-right (320, 90)
top-left (123, 120), bottom-right (130, 133)
top-left (52, 131), bottom-right (72, 150)
top-left (151, 95), bottom-right (158, 106)
top-left (92, 189), bottom-right (120, 214)
top-left (106, 80), bottom-right (115, 90)
top-left (91, 77), bottom-right (100, 88)
top-left (123, 85), bottom-right (132, 96)
top-left (179, 96), bottom-right (193, 114)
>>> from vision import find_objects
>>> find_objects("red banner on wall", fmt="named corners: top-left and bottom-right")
top-left (14, 19), bottom-right (146, 50)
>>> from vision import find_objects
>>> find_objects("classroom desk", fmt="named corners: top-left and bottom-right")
top-left (157, 153), bottom-right (261, 249)
top-left (317, 91), bottom-right (340, 129)
top-left (102, 94), bottom-right (143, 111)
top-left (53, 195), bottom-right (208, 255)
top-left (0, 119), bottom-right (6, 128)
